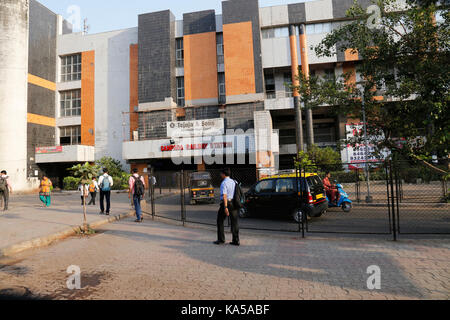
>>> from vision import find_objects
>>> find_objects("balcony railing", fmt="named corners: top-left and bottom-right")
top-left (265, 91), bottom-right (293, 100)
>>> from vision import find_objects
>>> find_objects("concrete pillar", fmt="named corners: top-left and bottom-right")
top-left (0, 0), bottom-right (29, 190)
top-left (288, 25), bottom-right (304, 153)
top-left (299, 24), bottom-right (314, 148)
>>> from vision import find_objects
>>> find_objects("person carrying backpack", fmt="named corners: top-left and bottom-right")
top-left (88, 177), bottom-right (99, 205)
top-left (128, 168), bottom-right (145, 223)
top-left (0, 170), bottom-right (12, 211)
top-left (214, 169), bottom-right (240, 246)
top-left (98, 168), bottom-right (113, 215)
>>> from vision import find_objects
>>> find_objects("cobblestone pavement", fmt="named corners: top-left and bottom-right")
top-left (0, 192), bottom-right (134, 251)
top-left (0, 217), bottom-right (449, 300)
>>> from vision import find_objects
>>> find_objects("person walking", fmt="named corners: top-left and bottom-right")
top-left (98, 168), bottom-right (113, 215)
top-left (0, 171), bottom-right (12, 211)
top-left (78, 182), bottom-right (89, 206)
top-left (214, 169), bottom-right (240, 246)
top-left (39, 175), bottom-right (53, 207)
top-left (88, 177), bottom-right (99, 205)
top-left (128, 168), bottom-right (146, 223)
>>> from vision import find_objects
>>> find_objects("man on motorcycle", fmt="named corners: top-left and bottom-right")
top-left (323, 171), bottom-right (338, 204)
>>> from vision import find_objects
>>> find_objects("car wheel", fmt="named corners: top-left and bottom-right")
top-left (342, 202), bottom-right (352, 212)
top-left (239, 207), bottom-right (249, 218)
top-left (292, 208), bottom-right (305, 223)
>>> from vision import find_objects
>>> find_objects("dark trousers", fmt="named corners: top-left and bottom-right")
top-left (81, 196), bottom-right (85, 205)
top-left (88, 192), bottom-right (96, 205)
top-left (99, 190), bottom-right (111, 213)
top-left (217, 202), bottom-right (239, 244)
top-left (0, 190), bottom-right (8, 210)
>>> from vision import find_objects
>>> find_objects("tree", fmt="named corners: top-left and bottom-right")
top-left (295, 145), bottom-right (342, 171)
top-left (295, 0), bottom-right (449, 174)
top-left (96, 157), bottom-right (124, 177)
top-left (68, 162), bottom-right (101, 233)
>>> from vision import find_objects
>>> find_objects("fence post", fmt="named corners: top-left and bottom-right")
top-left (180, 170), bottom-right (186, 226)
top-left (150, 168), bottom-right (155, 219)
top-left (388, 160), bottom-right (397, 241)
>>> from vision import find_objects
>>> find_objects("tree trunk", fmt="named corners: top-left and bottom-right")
top-left (83, 194), bottom-right (87, 233)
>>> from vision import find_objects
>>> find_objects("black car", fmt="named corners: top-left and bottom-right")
top-left (240, 173), bottom-right (328, 222)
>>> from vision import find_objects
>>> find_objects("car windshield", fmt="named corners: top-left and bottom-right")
top-left (192, 180), bottom-right (211, 188)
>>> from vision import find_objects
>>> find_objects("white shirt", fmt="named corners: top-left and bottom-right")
top-left (78, 184), bottom-right (89, 196)
top-left (98, 174), bottom-right (114, 188)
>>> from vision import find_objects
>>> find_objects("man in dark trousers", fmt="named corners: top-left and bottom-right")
top-left (214, 169), bottom-right (240, 246)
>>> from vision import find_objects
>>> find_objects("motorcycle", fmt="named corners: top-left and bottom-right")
top-left (326, 181), bottom-right (352, 212)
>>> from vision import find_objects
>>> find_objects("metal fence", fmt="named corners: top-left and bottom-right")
top-left (143, 160), bottom-right (449, 240)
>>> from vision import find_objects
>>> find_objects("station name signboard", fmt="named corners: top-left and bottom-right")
top-left (167, 118), bottom-right (225, 138)
top-left (35, 146), bottom-right (63, 154)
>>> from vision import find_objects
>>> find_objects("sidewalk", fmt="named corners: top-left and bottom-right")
top-left (0, 191), bottom-right (175, 257)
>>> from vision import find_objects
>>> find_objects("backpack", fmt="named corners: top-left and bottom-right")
top-left (232, 180), bottom-right (245, 209)
top-left (133, 176), bottom-right (145, 197)
top-left (100, 175), bottom-right (111, 191)
top-left (0, 177), bottom-right (6, 192)
top-left (89, 183), bottom-right (95, 193)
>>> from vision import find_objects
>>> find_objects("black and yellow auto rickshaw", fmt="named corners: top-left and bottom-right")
top-left (189, 172), bottom-right (215, 205)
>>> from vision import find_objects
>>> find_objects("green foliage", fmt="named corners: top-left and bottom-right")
top-left (295, 145), bottom-right (342, 171)
top-left (112, 172), bottom-right (131, 191)
top-left (68, 162), bottom-right (101, 185)
top-left (63, 176), bottom-right (81, 190)
top-left (96, 157), bottom-right (124, 178)
top-left (293, 0), bottom-right (449, 172)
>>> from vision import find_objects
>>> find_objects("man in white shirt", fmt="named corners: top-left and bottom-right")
top-left (98, 168), bottom-right (113, 215)
top-left (214, 169), bottom-right (239, 246)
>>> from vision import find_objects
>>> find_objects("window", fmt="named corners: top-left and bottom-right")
top-left (306, 22), bottom-right (332, 35)
top-left (264, 70), bottom-right (275, 99)
top-left (261, 27), bottom-right (289, 39)
top-left (275, 179), bottom-right (295, 193)
top-left (218, 72), bottom-right (226, 104)
top-left (255, 180), bottom-right (275, 193)
top-left (284, 72), bottom-right (293, 97)
top-left (60, 90), bottom-right (81, 117)
top-left (60, 54), bottom-right (81, 82)
top-left (176, 38), bottom-right (184, 68)
top-left (324, 68), bottom-right (335, 81)
top-left (216, 33), bottom-right (224, 65)
top-left (59, 126), bottom-right (81, 145)
top-left (176, 77), bottom-right (185, 107)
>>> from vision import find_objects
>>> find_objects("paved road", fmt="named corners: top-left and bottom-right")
top-left (0, 217), bottom-right (449, 300)
top-left (152, 193), bottom-right (450, 235)
top-left (0, 192), bottom-right (134, 251)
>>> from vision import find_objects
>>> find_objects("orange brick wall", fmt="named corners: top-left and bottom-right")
top-left (81, 50), bottom-right (95, 146)
top-left (184, 32), bottom-right (218, 102)
top-left (129, 44), bottom-right (139, 140)
top-left (223, 21), bottom-right (256, 96)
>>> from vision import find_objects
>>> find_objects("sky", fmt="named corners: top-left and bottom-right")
top-left (37, 0), bottom-right (311, 34)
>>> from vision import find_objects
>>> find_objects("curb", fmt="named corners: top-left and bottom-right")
top-left (0, 192), bottom-right (178, 259)
top-left (0, 211), bottom-right (134, 259)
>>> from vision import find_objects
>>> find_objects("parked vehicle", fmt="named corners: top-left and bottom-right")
top-left (189, 172), bottom-right (215, 205)
top-left (239, 172), bottom-right (328, 223)
top-left (326, 181), bottom-right (352, 212)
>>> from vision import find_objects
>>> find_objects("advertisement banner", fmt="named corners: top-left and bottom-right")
top-left (35, 146), bottom-right (63, 154)
top-left (167, 118), bottom-right (225, 138)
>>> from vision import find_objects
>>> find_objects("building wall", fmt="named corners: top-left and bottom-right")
top-left (58, 28), bottom-right (138, 167)
top-left (222, 0), bottom-right (264, 95)
top-left (184, 32), bottom-right (219, 106)
top-left (81, 50), bottom-right (95, 146)
top-left (0, 0), bottom-right (29, 190)
top-left (138, 10), bottom-right (176, 105)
